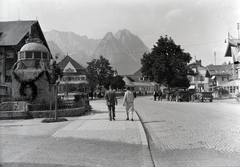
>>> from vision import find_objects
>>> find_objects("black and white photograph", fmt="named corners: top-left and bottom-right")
top-left (0, 0), bottom-right (240, 166)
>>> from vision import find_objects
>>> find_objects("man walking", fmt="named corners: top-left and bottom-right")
top-left (105, 85), bottom-right (118, 121)
top-left (123, 86), bottom-right (135, 121)
top-left (158, 89), bottom-right (163, 101)
top-left (153, 89), bottom-right (158, 101)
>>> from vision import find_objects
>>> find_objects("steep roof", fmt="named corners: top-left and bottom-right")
top-left (0, 20), bottom-right (49, 50)
top-left (58, 55), bottom-right (85, 70)
top-left (0, 20), bottom-right (34, 45)
top-left (206, 65), bottom-right (232, 76)
top-left (122, 76), bottom-right (134, 86)
top-left (132, 68), bottom-right (142, 76)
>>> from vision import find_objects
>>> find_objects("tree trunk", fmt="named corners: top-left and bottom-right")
top-left (49, 85), bottom-right (52, 119)
top-left (54, 84), bottom-right (58, 120)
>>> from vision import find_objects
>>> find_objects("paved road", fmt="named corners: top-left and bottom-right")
top-left (134, 96), bottom-right (240, 167)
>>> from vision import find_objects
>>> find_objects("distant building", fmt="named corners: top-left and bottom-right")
top-left (188, 60), bottom-right (210, 91)
top-left (218, 36), bottom-right (240, 97)
top-left (122, 69), bottom-right (158, 95)
top-left (58, 55), bottom-right (88, 93)
top-left (206, 64), bottom-right (232, 89)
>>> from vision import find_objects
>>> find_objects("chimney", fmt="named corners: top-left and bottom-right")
top-left (196, 60), bottom-right (201, 66)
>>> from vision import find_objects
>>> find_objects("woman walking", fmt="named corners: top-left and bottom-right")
top-left (123, 86), bottom-right (135, 121)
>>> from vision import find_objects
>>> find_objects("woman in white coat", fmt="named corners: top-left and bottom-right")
top-left (123, 86), bottom-right (135, 121)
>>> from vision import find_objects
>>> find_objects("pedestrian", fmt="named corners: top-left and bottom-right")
top-left (105, 85), bottom-right (118, 121)
top-left (89, 91), bottom-right (93, 100)
top-left (235, 87), bottom-right (239, 98)
top-left (123, 86), bottom-right (135, 121)
top-left (175, 89), bottom-right (180, 102)
top-left (153, 89), bottom-right (158, 101)
top-left (158, 89), bottom-right (163, 101)
top-left (133, 90), bottom-right (137, 98)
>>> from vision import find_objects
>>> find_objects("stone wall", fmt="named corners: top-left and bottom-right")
top-left (29, 106), bottom-right (91, 118)
top-left (0, 101), bottom-right (28, 111)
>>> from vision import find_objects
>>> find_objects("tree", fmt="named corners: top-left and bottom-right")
top-left (86, 55), bottom-right (115, 90)
top-left (49, 60), bottom-right (63, 120)
top-left (111, 75), bottom-right (125, 90)
top-left (141, 35), bottom-right (192, 90)
top-left (42, 60), bottom-right (66, 123)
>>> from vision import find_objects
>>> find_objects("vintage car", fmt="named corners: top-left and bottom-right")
top-left (165, 89), bottom-right (190, 102)
top-left (192, 92), bottom-right (213, 102)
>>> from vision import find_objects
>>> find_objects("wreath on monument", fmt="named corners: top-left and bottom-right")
top-left (13, 71), bottom-right (50, 101)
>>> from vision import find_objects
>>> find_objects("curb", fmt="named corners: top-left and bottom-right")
top-left (135, 110), bottom-right (155, 167)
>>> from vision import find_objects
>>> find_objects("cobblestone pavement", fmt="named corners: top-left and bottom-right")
top-left (0, 98), bottom-right (153, 167)
top-left (134, 96), bottom-right (240, 166)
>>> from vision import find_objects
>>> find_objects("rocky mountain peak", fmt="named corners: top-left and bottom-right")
top-left (45, 29), bottom-right (149, 75)
top-left (102, 32), bottom-right (115, 41)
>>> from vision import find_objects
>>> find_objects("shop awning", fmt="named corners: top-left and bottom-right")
top-left (220, 80), bottom-right (240, 87)
top-left (188, 85), bottom-right (195, 89)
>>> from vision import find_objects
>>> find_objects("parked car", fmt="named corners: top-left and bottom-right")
top-left (192, 92), bottom-right (213, 102)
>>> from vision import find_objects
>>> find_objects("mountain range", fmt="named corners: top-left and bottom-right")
top-left (44, 29), bottom-right (150, 75)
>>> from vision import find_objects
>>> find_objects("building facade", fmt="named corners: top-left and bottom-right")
top-left (58, 55), bottom-right (88, 94)
top-left (188, 60), bottom-right (210, 91)
top-left (122, 69), bottom-right (158, 95)
top-left (0, 20), bottom-right (50, 97)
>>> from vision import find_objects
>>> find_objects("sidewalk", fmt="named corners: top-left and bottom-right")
top-left (52, 98), bottom-right (153, 166)
top-left (0, 98), bottom-right (154, 167)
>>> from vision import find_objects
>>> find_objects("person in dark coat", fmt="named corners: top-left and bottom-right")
top-left (153, 89), bottom-right (158, 101)
top-left (105, 85), bottom-right (118, 121)
top-left (158, 89), bottom-right (163, 101)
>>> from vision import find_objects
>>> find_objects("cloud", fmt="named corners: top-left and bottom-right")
top-left (165, 9), bottom-right (183, 19)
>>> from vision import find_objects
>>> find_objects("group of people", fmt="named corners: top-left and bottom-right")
top-left (153, 89), bottom-right (163, 101)
top-left (105, 85), bottom-right (135, 121)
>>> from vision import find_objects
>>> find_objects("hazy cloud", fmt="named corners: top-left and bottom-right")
top-left (165, 9), bottom-right (183, 19)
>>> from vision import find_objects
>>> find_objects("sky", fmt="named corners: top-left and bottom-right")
top-left (1, 0), bottom-right (240, 66)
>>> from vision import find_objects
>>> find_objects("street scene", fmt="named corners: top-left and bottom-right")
top-left (1, 97), bottom-right (240, 166)
top-left (1, 1), bottom-right (240, 167)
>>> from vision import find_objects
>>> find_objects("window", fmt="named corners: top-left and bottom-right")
top-left (19, 52), bottom-right (25, 59)
top-left (42, 52), bottom-right (48, 59)
top-left (233, 86), bottom-right (236, 93)
top-left (192, 68), bottom-right (197, 73)
top-left (26, 51), bottom-right (33, 59)
top-left (200, 76), bottom-right (204, 81)
top-left (6, 50), bottom-right (14, 58)
top-left (188, 76), bottom-right (192, 81)
top-left (34, 52), bottom-right (41, 59)
top-left (230, 86), bottom-right (233, 93)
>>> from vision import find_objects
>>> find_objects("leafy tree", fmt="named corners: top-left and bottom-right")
top-left (111, 75), bottom-right (125, 90)
top-left (141, 35), bottom-right (192, 90)
top-left (86, 55), bottom-right (115, 90)
top-left (50, 60), bottom-right (63, 84)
